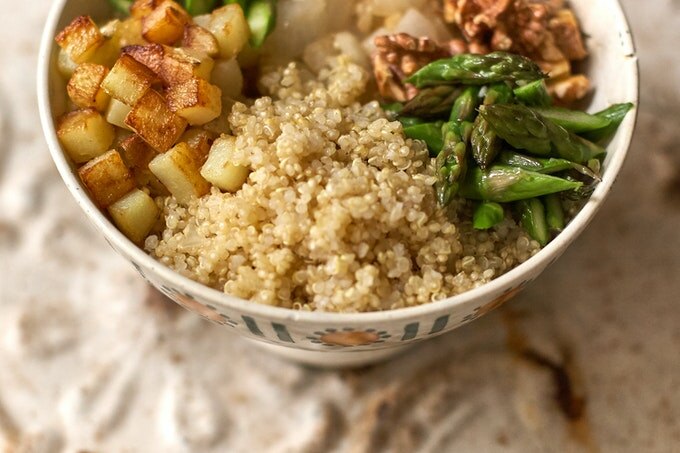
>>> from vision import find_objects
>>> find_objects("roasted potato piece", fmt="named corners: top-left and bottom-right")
top-left (57, 48), bottom-right (79, 78)
top-left (101, 54), bottom-right (157, 106)
top-left (118, 134), bottom-right (167, 194)
top-left (159, 46), bottom-right (215, 85)
top-left (207, 5), bottom-right (250, 60)
top-left (548, 74), bottom-right (590, 104)
top-left (106, 99), bottom-right (133, 129)
top-left (122, 43), bottom-right (165, 74)
top-left (124, 90), bottom-right (188, 152)
top-left (55, 16), bottom-right (105, 64)
top-left (167, 77), bottom-right (222, 125)
top-left (149, 142), bottom-right (210, 204)
top-left (131, 0), bottom-right (165, 18)
top-left (67, 63), bottom-right (110, 111)
top-left (79, 150), bottom-right (136, 208)
top-left (108, 189), bottom-right (160, 244)
top-left (142, 1), bottom-right (191, 45)
top-left (57, 109), bottom-right (116, 164)
top-left (211, 58), bottom-right (244, 100)
top-left (182, 24), bottom-right (219, 57)
top-left (200, 136), bottom-right (249, 192)
top-left (180, 128), bottom-right (215, 160)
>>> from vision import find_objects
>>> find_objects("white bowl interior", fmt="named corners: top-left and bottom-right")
top-left (39, 0), bottom-right (638, 324)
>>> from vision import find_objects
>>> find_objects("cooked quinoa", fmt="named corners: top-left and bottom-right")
top-left (145, 57), bottom-right (540, 312)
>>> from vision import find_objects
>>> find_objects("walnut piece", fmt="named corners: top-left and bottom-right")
top-left (372, 33), bottom-right (454, 102)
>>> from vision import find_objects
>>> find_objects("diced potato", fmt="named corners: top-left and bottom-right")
top-left (108, 189), bottom-right (160, 243)
top-left (539, 59), bottom-right (572, 80)
top-left (182, 24), bottom-right (220, 57)
top-left (55, 16), bottom-right (105, 64)
top-left (192, 14), bottom-right (211, 29)
top-left (166, 77), bottom-right (222, 125)
top-left (57, 48), bottom-right (78, 78)
top-left (101, 54), bottom-right (157, 106)
top-left (118, 134), bottom-right (167, 195)
top-left (79, 150), bottom-right (136, 208)
top-left (67, 63), bottom-right (110, 111)
top-left (149, 142), bottom-right (210, 204)
top-left (106, 99), bottom-right (133, 129)
top-left (57, 109), bottom-right (115, 163)
top-left (211, 58), bottom-right (243, 99)
top-left (207, 5), bottom-right (250, 59)
top-left (122, 44), bottom-right (165, 74)
top-left (125, 90), bottom-right (187, 152)
top-left (180, 128), bottom-right (215, 160)
top-left (200, 136), bottom-right (249, 192)
top-left (159, 46), bottom-right (215, 85)
top-left (548, 74), bottom-right (590, 104)
top-left (142, 0), bottom-right (191, 45)
top-left (131, 0), bottom-right (165, 18)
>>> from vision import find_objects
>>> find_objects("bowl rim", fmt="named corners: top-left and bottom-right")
top-left (38, 0), bottom-right (640, 324)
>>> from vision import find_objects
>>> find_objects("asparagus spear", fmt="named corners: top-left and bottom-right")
top-left (436, 121), bottom-right (473, 206)
top-left (471, 84), bottom-right (511, 169)
top-left (497, 150), bottom-right (600, 180)
top-left (473, 201), bottom-right (505, 230)
top-left (401, 86), bottom-right (462, 118)
top-left (514, 80), bottom-right (552, 107)
top-left (479, 104), bottom-right (606, 163)
top-left (223, 0), bottom-right (251, 11)
top-left (532, 107), bottom-right (611, 133)
top-left (185, 0), bottom-right (217, 15)
top-left (406, 52), bottom-right (546, 88)
top-left (544, 194), bottom-right (565, 234)
top-left (247, 0), bottom-right (277, 48)
top-left (403, 122), bottom-right (445, 156)
top-left (107, 0), bottom-right (133, 13)
top-left (471, 114), bottom-right (502, 170)
top-left (458, 165), bottom-right (583, 203)
top-left (582, 103), bottom-right (635, 144)
top-left (517, 198), bottom-right (549, 246)
top-left (450, 86), bottom-right (481, 122)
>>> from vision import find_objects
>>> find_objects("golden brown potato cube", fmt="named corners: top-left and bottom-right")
top-left (122, 43), bottom-right (165, 74)
top-left (211, 58), bottom-right (243, 100)
top-left (106, 99), bottom-right (133, 129)
top-left (207, 5), bottom-right (250, 60)
top-left (102, 54), bottom-right (157, 106)
top-left (57, 109), bottom-right (116, 164)
top-left (158, 46), bottom-right (214, 85)
top-left (200, 136), bottom-right (249, 192)
top-left (166, 78), bottom-right (222, 126)
top-left (142, 1), bottom-right (191, 45)
top-left (79, 150), bottom-right (136, 208)
top-left (118, 135), bottom-right (168, 195)
top-left (67, 63), bottom-right (110, 111)
top-left (149, 142), bottom-right (210, 204)
top-left (180, 128), bottom-right (215, 163)
top-left (108, 189), bottom-right (160, 244)
top-left (130, 0), bottom-right (164, 18)
top-left (57, 48), bottom-right (79, 78)
top-left (182, 24), bottom-right (219, 57)
top-left (55, 16), bottom-right (105, 64)
top-left (124, 90), bottom-right (187, 152)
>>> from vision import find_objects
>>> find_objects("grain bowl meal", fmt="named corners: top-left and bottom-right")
top-left (54, 0), bottom-right (632, 312)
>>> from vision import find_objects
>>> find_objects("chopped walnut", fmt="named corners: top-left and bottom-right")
top-left (549, 9), bottom-right (588, 60)
top-left (548, 74), bottom-right (590, 104)
top-left (373, 33), bottom-right (453, 102)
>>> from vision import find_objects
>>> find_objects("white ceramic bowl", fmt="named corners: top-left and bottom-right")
top-left (38, 0), bottom-right (638, 367)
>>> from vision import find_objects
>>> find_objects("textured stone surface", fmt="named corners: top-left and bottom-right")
top-left (0, 1), bottom-right (679, 451)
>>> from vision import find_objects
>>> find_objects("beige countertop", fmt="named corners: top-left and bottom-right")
top-left (0, 1), bottom-right (678, 451)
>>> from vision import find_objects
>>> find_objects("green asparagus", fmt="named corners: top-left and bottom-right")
top-left (223, 0), bottom-right (251, 11)
top-left (403, 122), bottom-right (445, 156)
top-left (471, 115), bottom-right (502, 169)
top-left (459, 165), bottom-right (583, 203)
top-left (473, 202), bottom-right (505, 230)
top-left (401, 86), bottom-right (462, 118)
top-left (436, 121), bottom-right (473, 206)
top-left (544, 194), bottom-right (565, 233)
top-left (406, 52), bottom-right (546, 88)
top-left (513, 80), bottom-right (552, 107)
top-left (483, 82), bottom-right (514, 105)
top-left (497, 150), bottom-right (600, 180)
top-left (450, 86), bottom-right (481, 122)
top-left (517, 198), bottom-right (549, 246)
top-left (107, 0), bottom-right (133, 13)
top-left (185, 0), bottom-right (218, 15)
top-left (479, 104), bottom-right (606, 163)
top-left (531, 107), bottom-right (611, 133)
top-left (582, 103), bottom-right (635, 144)
top-left (247, 0), bottom-right (277, 48)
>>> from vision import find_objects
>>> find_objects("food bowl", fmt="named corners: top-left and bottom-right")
top-left (38, 0), bottom-right (638, 367)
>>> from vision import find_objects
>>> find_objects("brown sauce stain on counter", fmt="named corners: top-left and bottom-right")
top-left (503, 309), bottom-right (599, 452)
